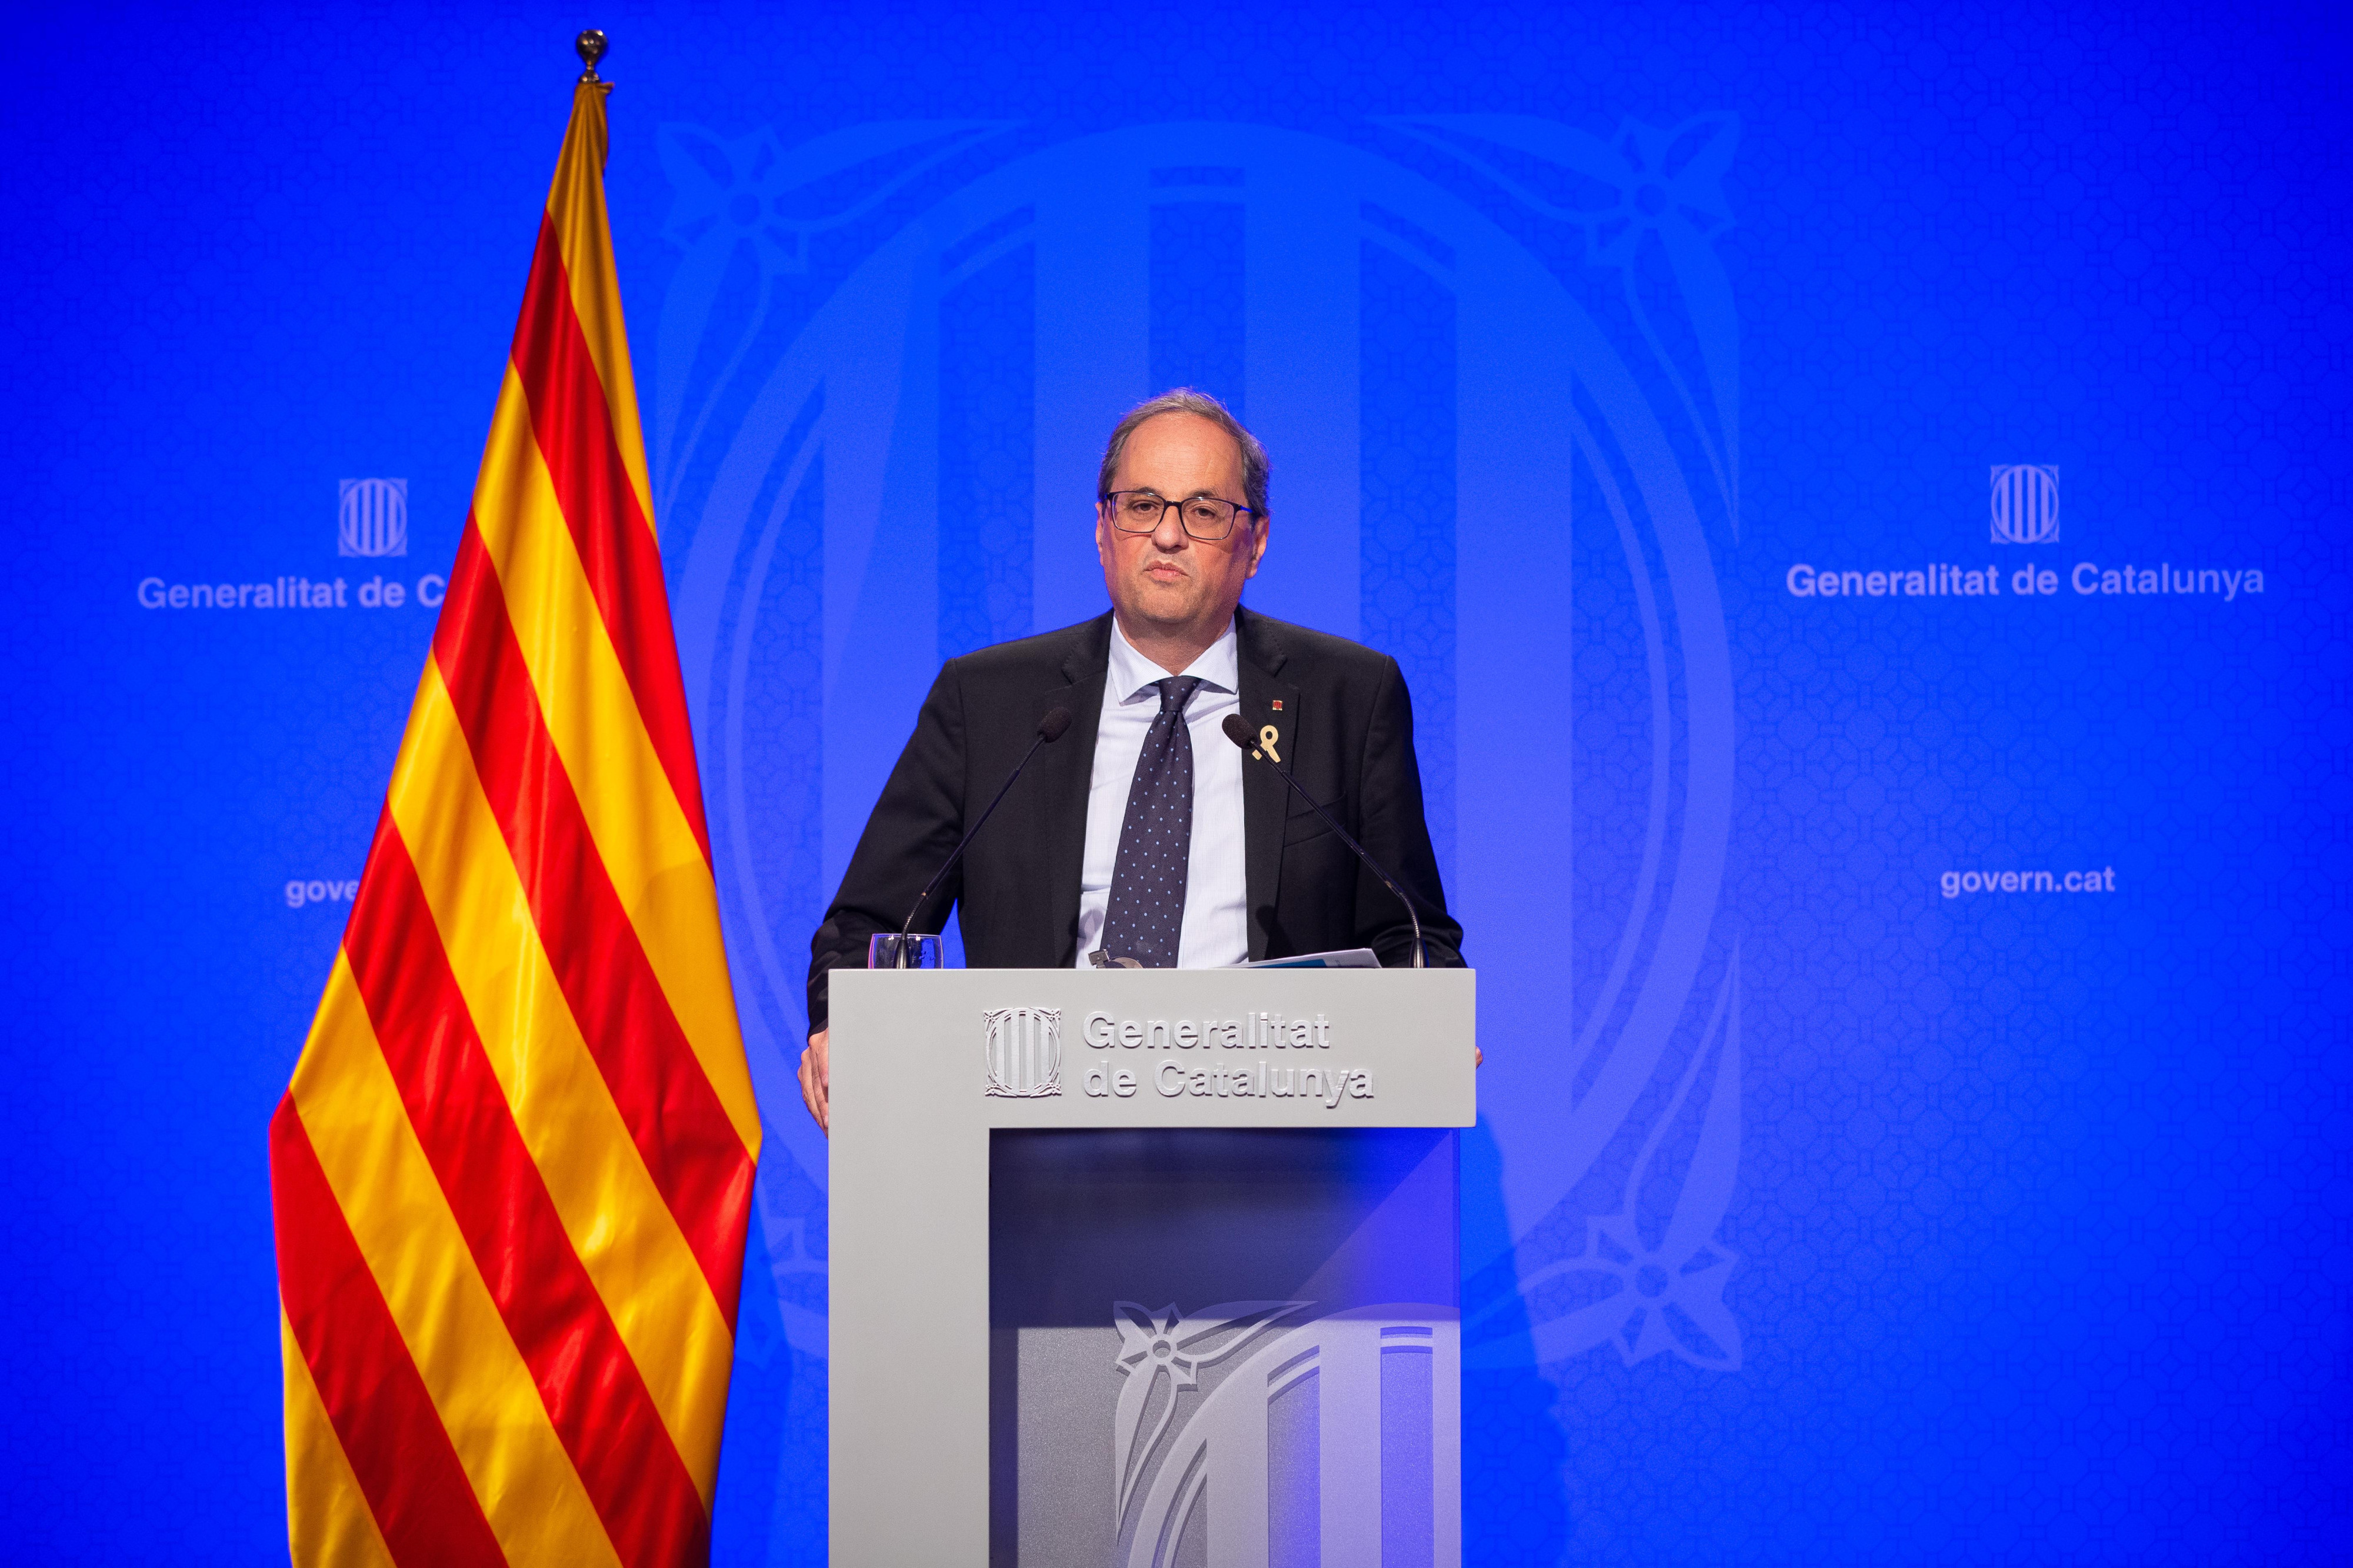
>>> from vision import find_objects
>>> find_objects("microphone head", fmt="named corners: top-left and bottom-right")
top-left (1221, 713), bottom-right (1256, 750)
top-left (1037, 706), bottom-right (1074, 743)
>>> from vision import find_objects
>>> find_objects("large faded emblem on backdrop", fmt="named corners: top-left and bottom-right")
top-left (658, 116), bottom-right (1744, 1374)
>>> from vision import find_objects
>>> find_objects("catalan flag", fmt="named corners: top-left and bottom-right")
top-left (268, 63), bottom-right (761, 1568)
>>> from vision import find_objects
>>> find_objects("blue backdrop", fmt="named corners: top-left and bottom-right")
top-left (5, 2), bottom-right (2348, 1562)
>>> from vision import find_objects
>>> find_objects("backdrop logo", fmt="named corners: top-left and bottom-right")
top-left (337, 478), bottom-right (408, 558)
top-left (1990, 463), bottom-right (2059, 543)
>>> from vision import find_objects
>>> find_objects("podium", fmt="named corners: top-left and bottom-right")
top-left (829, 967), bottom-right (1476, 1566)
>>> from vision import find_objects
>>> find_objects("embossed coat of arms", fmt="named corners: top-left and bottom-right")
top-left (984, 1006), bottom-right (1062, 1098)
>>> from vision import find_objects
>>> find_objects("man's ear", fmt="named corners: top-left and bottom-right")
top-left (1244, 515), bottom-right (1270, 579)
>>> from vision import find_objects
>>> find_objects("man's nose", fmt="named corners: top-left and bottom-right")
top-left (1150, 512), bottom-right (1191, 548)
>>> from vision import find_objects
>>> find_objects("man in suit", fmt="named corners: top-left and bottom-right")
top-left (797, 388), bottom-right (1465, 1129)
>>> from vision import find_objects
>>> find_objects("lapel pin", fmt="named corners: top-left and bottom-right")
top-left (1270, 699), bottom-right (1282, 710)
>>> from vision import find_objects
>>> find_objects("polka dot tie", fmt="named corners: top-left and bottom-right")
top-left (1100, 676), bottom-right (1203, 969)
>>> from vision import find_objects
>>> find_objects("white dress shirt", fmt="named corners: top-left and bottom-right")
top-left (1072, 619), bottom-right (1249, 968)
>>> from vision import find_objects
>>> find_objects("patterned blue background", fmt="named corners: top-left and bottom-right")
top-left (4, 2), bottom-right (2348, 1563)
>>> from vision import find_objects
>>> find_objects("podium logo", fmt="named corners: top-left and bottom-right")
top-left (338, 478), bottom-right (409, 558)
top-left (1112, 1302), bottom-right (1456, 1559)
top-left (1989, 464), bottom-right (2059, 543)
top-left (984, 1006), bottom-right (1062, 1098)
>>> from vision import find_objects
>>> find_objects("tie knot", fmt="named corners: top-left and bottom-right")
top-left (1154, 676), bottom-right (1203, 716)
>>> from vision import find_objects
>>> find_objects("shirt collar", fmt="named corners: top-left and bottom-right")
top-left (1108, 616), bottom-right (1239, 703)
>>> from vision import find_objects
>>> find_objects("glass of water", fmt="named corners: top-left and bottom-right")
top-left (867, 932), bottom-right (944, 969)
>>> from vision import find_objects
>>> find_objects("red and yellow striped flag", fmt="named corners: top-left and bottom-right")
top-left (269, 73), bottom-right (761, 1568)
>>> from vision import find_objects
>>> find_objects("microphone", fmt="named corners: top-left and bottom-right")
top-left (901, 706), bottom-right (1073, 935)
top-left (1221, 712), bottom-right (1426, 968)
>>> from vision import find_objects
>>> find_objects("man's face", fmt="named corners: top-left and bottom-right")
top-left (1095, 412), bottom-right (1269, 641)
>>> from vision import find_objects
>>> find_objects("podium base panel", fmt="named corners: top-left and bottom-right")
top-left (989, 1129), bottom-right (1462, 1568)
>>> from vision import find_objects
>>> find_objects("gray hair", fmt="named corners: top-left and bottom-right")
top-left (1095, 389), bottom-right (1271, 521)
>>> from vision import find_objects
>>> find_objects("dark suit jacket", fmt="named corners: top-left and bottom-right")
top-left (806, 607), bottom-right (1465, 1031)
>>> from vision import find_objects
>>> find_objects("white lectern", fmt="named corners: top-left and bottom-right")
top-left (830, 967), bottom-right (1476, 1566)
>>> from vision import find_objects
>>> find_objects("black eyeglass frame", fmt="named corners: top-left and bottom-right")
top-left (1098, 489), bottom-right (1260, 542)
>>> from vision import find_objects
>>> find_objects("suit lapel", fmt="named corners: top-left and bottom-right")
top-left (1033, 614), bottom-right (1113, 965)
top-left (1235, 608), bottom-right (1298, 960)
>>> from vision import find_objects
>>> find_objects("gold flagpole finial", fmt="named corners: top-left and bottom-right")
top-left (575, 29), bottom-right (608, 84)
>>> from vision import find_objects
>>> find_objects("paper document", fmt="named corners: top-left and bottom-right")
top-left (1241, 948), bottom-right (1381, 969)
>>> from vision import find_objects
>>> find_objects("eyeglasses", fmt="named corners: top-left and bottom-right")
top-left (1101, 490), bottom-right (1257, 542)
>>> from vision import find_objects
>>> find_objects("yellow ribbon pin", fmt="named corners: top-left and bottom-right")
top-left (1257, 724), bottom-right (1282, 763)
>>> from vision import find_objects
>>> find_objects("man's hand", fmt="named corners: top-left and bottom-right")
top-left (798, 1029), bottom-right (830, 1136)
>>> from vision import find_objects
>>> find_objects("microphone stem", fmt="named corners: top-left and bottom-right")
top-left (902, 727), bottom-right (1052, 935)
top-left (1269, 762), bottom-right (1426, 968)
